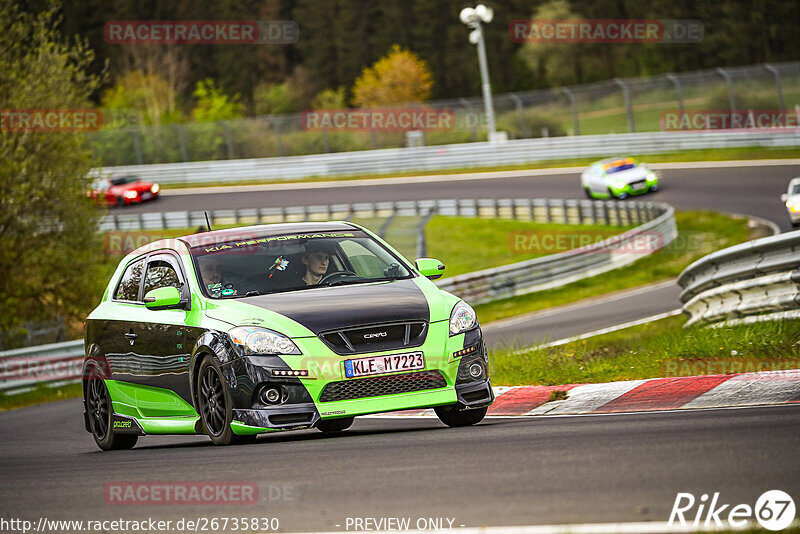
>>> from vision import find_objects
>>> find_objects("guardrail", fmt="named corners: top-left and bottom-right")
top-left (436, 201), bottom-right (676, 304)
top-left (0, 340), bottom-right (84, 394)
top-left (4, 198), bottom-right (676, 395)
top-left (98, 197), bottom-right (666, 232)
top-left (95, 129), bottom-right (800, 185)
top-left (678, 230), bottom-right (800, 326)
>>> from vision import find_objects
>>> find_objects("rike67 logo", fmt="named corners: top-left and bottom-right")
top-left (669, 490), bottom-right (796, 531)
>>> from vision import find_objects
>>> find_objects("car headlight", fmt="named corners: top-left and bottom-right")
top-left (123, 190), bottom-right (138, 199)
top-left (450, 301), bottom-right (477, 335)
top-left (614, 181), bottom-right (626, 190)
top-left (646, 172), bottom-right (657, 182)
top-left (229, 326), bottom-right (301, 355)
top-left (788, 201), bottom-right (800, 213)
top-left (151, 183), bottom-right (160, 193)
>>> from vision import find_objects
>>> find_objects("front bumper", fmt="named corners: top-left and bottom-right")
top-left (223, 322), bottom-right (493, 432)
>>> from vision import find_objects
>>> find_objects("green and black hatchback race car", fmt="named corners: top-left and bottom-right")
top-left (83, 222), bottom-right (493, 450)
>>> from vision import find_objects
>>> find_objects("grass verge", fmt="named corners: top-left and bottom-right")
top-left (490, 315), bottom-right (800, 386)
top-left (0, 382), bottom-right (83, 412)
top-left (426, 216), bottom-right (631, 278)
top-left (473, 211), bottom-right (752, 324)
top-left (160, 146), bottom-right (800, 190)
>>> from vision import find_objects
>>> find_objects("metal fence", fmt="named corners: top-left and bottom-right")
top-left (95, 129), bottom-right (800, 186)
top-left (678, 230), bottom-right (800, 327)
top-left (91, 62), bottom-right (800, 166)
top-left (3, 198), bottom-right (675, 395)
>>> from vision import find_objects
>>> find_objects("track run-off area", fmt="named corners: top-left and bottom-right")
top-left (1, 160), bottom-right (798, 533)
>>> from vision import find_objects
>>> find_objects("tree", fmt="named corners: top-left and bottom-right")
top-left (0, 0), bottom-right (106, 346)
top-left (517, 0), bottom-right (624, 87)
top-left (352, 45), bottom-right (434, 107)
top-left (191, 79), bottom-right (244, 122)
top-left (101, 70), bottom-right (179, 125)
top-left (312, 87), bottom-right (347, 109)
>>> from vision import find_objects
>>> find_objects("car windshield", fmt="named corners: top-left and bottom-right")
top-left (191, 230), bottom-right (413, 298)
top-left (110, 175), bottom-right (139, 186)
top-left (792, 184), bottom-right (800, 195)
top-left (604, 159), bottom-right (637, 174)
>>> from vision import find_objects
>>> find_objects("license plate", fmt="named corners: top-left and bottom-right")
top-left (631, 183), bottom-right (646, 190)
top-left (344, 352), bottom-right (424, 378)
top-left (141, 192), bottom-right (152, 200)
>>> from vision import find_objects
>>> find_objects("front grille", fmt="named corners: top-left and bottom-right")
top-left (319, 370), bottom-right (447, 402)
top-left (320, 322), bottom-right (427, 355)
top-left (629, 180), bottom-right (647, 190)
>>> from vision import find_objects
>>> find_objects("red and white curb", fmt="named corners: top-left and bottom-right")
top-left (376, 370), bottom-right (800, 417)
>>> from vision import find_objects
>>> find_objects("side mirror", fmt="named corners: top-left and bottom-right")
top-left (781, 193), bottom-right (788, 202)
top-left (144, 286), bottom-right (184, 310)
top-left (415, 258), bottom-right (445, 280)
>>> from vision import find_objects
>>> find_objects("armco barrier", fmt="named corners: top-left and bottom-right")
top-left (94, 129), bottom-right (800, 185)
top-left (0, 339), bottom-right (85, 394)
top-left (678, 230), bottom-right (800, 326)
top-left (3, 198), bottom-right (676, 395)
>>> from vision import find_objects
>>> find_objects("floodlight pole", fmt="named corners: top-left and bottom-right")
top-left (461, 5), bottom-right (497, 138)
top-left (473, 22), bottom-right (496, 136)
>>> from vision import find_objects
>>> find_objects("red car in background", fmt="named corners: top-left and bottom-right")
top-left (89, 175), bottom-right (160, 207)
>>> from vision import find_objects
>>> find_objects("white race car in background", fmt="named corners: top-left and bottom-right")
top-left (780, 177), bottom-right (800, 227)
top-left (581, 157), bottom-right (659, 199)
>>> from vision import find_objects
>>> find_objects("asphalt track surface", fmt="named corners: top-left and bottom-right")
top-left (127, 162), bottom-right (798, 232)
top-left (482, 280), bottom-right (681, 349)
top-left (121, 161), bottom-right (797, 349)
top-left (1, 399), bottom-right (798, 532)
top-left (3, 163), bottom-right (800, 532)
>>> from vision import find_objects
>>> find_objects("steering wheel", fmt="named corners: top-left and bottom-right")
top-left (319, 270), bottom-right (357, 285)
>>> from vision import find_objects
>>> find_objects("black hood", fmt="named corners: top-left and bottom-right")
top-left (239, 278), bottom-right (430, 334)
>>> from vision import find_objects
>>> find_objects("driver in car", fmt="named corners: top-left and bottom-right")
top-left (202, 256), bottom-right (236, 297)
top-left (300, 241), bottom-right (334, 285)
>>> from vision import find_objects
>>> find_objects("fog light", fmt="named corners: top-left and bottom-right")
top-left (260, 387), bottom-right (283, 405)
top-left (469, 362), bottom-right (483, 378)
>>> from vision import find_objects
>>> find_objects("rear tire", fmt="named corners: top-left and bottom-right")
top-left (197, 357), bottom-right (254, 445)
top-left (317, 417), bottom-right (354, 433)
top-left (85, 370), bottom-right (138, 451)
top-left (434, 406), bottom-right (487, 427)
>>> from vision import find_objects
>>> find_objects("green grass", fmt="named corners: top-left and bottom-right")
top-left (0, 382), bottom-right (83, 412)
top-left (474, 211), bottom-right (752, 324)
top-left (426, 216), bottom-right (631, 278)
top-left (159, 146), bottom-right (800, 190)
top-left (490, 315), bottom-right (800, 386)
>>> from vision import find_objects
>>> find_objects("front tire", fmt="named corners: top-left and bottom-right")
top-left (434, 406), bottom-right (487, 427)
top-left (85, 372), bottom-right (138, 451)
top-left (584, 187), bottom-right (594, 199)
top-left (317, 417), bottom-right (354, 433)
top-left (197, 357), bottom-right (254, 446)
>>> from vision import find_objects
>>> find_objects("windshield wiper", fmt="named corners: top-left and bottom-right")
top-left (325, 277), bottom-right (395, 287)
